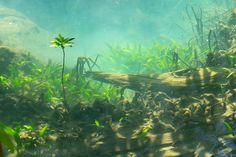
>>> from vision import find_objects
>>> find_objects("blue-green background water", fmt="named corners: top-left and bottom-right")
top-left (1, 1), bottom-right (236, 156)
top-left (0, 0), bottom-right (234, 67)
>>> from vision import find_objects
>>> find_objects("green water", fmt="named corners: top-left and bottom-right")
top-left (0, 0), bottom-right (233, 67)
top-left (0, 0), bottom-right (236, 157)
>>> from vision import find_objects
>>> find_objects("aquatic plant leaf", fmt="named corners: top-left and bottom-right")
top-left (64, 73), bottom-right (70, 81)
top-left (223, 122), bottom-right (233, 133)
top-left (139, 127), bottom-right (151, 141)
top-left (23, 125), bottom-right (33, 130)
top-left (94, 120), bottom-right (104, 128)
top-left (64, 43), bottom-right (73, 47)
top-left (0, 122), bottom-right (17, 152)
top-left (64, 37), bottom-right (75, 42)
top-left (229, 55), bottom-right (236, 59)
top-left (95, 120), bottom-right (99, 126)
top-left (226, 71), bottom-right (235, 78)
top-left (0, 75), bottom-right (11, 87)
top-left (50, 42), bottom-right (60, 48)
top-left (39, 124), bottom-right (48, 137)
top-left (50, 34), bottom-right (75, 49)
top-left (50, 97), bottom-right (63, 101)
top-left (58, 34), bottom-right (64, 41)
top-left (119, 117), bottom-right (126, 123)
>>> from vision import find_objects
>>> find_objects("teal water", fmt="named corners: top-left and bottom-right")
top-left (0, 0), bottom-right (234, 67)
top-left (1, 1), bottom-right (236, 156)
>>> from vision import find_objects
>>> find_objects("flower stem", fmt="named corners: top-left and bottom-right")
top-left (61, 47), bottom-right (68, 110)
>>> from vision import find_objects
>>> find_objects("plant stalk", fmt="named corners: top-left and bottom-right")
top-left (61, 47), bottom-right (68, 109)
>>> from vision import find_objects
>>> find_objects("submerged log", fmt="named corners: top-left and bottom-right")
top-left (86, 67), bottom-right (236, 96)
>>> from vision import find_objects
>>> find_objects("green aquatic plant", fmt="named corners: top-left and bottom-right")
top-left (93, 120), bottom-right (104, 129)
top-left (102, 41), bottom-right (196, 74)
top-left (5, 51), bottom-right (120, 107)
top-left (186, 6), bottom-right (205, 50)
top-left (7, 57), bottom-right (63, 105)
top-left (223, 121), bottom-right (234, 135)
top-left (138, 127), bottom-right (151, 142)
top-left (0, 122), bottom-right (20, 155)
top-left (0, 75), bottom-right (11, 90)
top-left (16, 124), bottom-right (50, 150)
top-left (50, 34), bottom-right (75, 109)
top-left (39, 124), bottom-right (48, 137)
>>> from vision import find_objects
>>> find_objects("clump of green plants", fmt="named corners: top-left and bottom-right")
top-left (2, 52), bottom-right (121, 108)
top-left (17, 124), bottom-right (50, 149)
top-left (50, 34), bottom-right (75, 109)
top-left (102, 41), bottom-right (205, 74)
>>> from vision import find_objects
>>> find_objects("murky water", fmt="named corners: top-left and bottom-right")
top-left (0, 0), bottom-right (236, 157)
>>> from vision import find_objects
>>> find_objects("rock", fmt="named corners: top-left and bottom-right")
top-left (228, 8), bottom-right (236, 26)
top-left (0, 6), bottom-right (52, 58)
top-left (0, 46), bottom-right (18, 74)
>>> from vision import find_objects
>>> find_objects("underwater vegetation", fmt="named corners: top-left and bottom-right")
top-left (50, 34), bottom-right (75, 109)
top-left (0, 122), bottom-right (20, 157)
top-left (102, 41), bottom-right (204, 74)
top-left (1, 2), bottom-right (236, 157)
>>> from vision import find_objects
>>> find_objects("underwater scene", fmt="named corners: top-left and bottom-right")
top-left (1, 0), bottom-right (236, 157)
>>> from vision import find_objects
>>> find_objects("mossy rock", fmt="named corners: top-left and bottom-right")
top-left (0, 46), bottom-right (19, 74)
